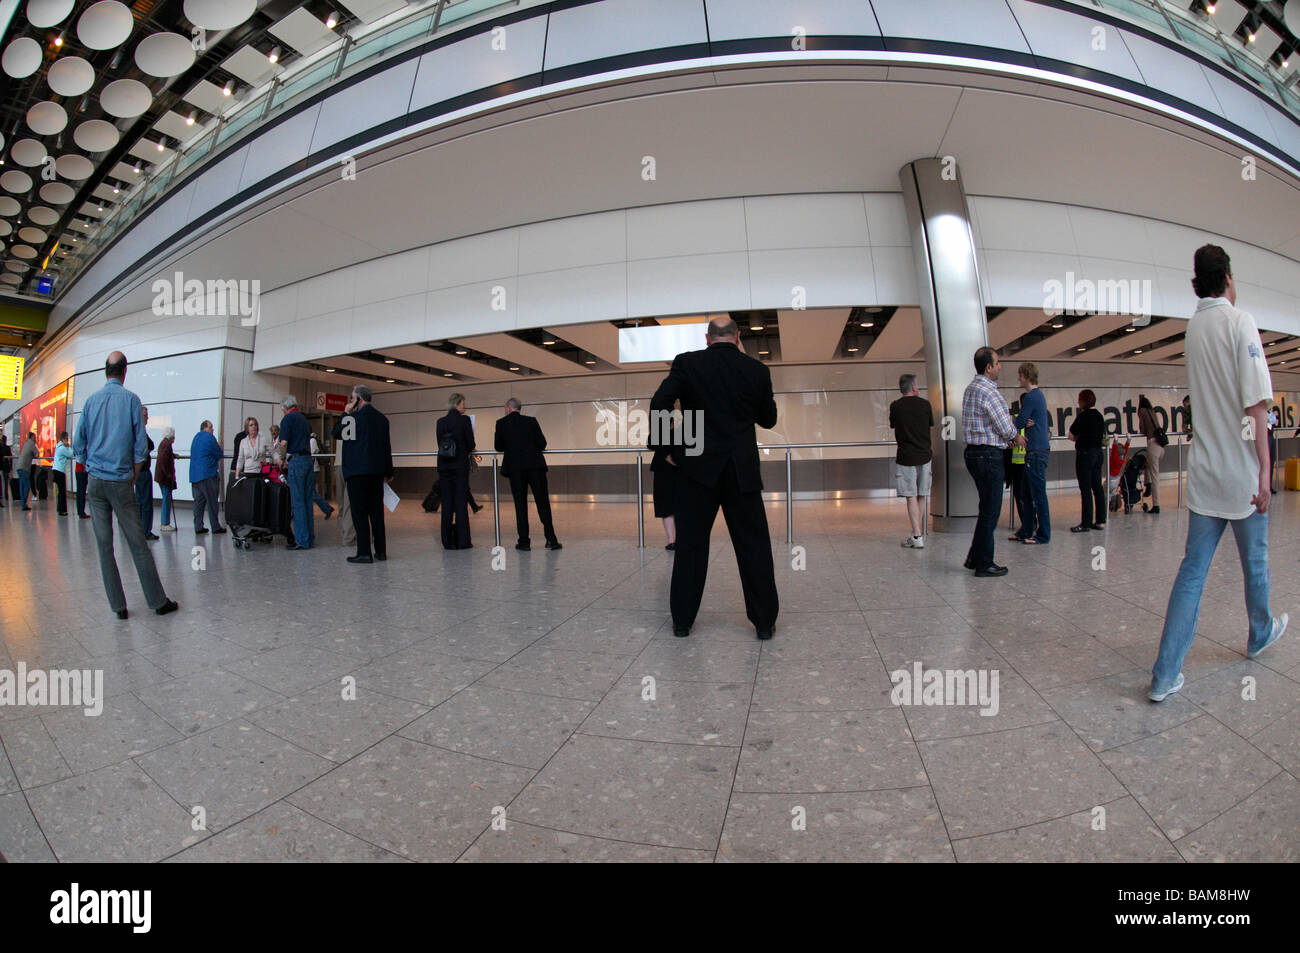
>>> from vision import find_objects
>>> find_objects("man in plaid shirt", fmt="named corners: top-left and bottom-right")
top-left (962, 347), bottom-right (1024, 577)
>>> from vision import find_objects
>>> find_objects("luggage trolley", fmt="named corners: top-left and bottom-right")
top-left (226, 471), bottom-right (293, 550)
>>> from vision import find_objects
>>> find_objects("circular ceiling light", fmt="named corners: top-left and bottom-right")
top-left (0, 273), bottom-right (20, 283)
top-left (28, 206), bottom-right (58, 226)
top-left (27, 101), bottom-right (68, 135)
top-left (2, 37), bottom-right (43, 78)
top-left (0, 197), bottom-right (20, 216)
top-left (47, 54), bottom-right (95, 96)
top-left (134, 32), bottom-right (195, 77)
top-left (18, 226), bottom-right (46, 244)
top-left (55, 153), bottom-right (93, 180)
top-left (184, 0), bottom-right (256, 31)
top-left (11, 244), bottom-right (38, 259)
top-left (77, 0), bottom-right (133, 51)
top-left (99, 77), bottom-right (152, 118)
top-left (5, 260), bottom-right (31, 272)
top-left (1, 170), bottom-right (34, 194)
top-left (0, 221), bottom-right (11, 237)
top-left (27, 0), bottom-right (75, 29)
top-left (73, 119), bottom-right (120, 152)
top-left (39, 181), bottom-right (75, 203)
top-left (10, 138), bottom-right (48, 167)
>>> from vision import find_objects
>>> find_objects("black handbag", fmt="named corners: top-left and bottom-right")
top-left (438, 435), bottom-right (457, 459)
top-left (1154, 427), bottom-right (1169, 448)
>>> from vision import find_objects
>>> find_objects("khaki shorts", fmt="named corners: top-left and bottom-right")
top-left (896, 462), bottom-right (932, 498)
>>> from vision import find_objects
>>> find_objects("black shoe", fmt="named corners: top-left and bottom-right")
top-left (195, 527), bottom-right (209, 535)
top-left (212, 526), bottom-right (227, 534)
top-left (461, 544), bottom-right (474, 549)
top-left (1146, 506), bottom-right (1160, 514)
top-left (285, 542), bottom-right (303, 550)
top-left (975, 564), bottom-right (1009, 577)
top-left (21, 506), bottom-right (31, 511)
top-left (145, 533), bottom-right (160, 540)
top-left (470, 502), bottom-right (483, 514)
top-left (155, 599), bottom-right (179, 616)
top-left (347, 555), bottom-right (373, 564)
top-left (673, 626), bottom-right (690, 638)
top-left (545, 540), bottom-right (562, 550)
top-left (963, 556), bottom-right (976, 570)
top-left (324, 507), bottom-right (334, 519)
top-left (375, 553), bottom-right (386, 561)
top-left (756, 627), bottom-right (774, 641)
top-left (1070, 524), bottom-right (1090, 533)
top-left (665, 542), bottom-right (676, 551)
top-left (516, 542), bottom-right (531, 551)
top-left (116, 609), bottom-right (128, 620)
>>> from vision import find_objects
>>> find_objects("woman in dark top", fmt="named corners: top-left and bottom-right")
top-left (436, 393), bottom-right (476, 549)
top-left (1068, 389), bottom-right (1107, 532)
top-left (649, 414), bottom-right (679, 550)
top-left (155, 428), bottom-right (178, 531)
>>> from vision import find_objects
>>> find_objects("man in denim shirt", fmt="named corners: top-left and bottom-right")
top-left (1013, 362), bottom-right (1051, 544)
top-left (73, 352), bottom-right (178, 619)
top-left (277, 395), bottom-right (315, 550)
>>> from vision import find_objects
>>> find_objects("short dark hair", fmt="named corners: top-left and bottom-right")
top-left (1078, 389), bottom-right (1096, 409)
top-left (58, 431), bottom-right (68, 441)
top-left (1192, 244), bottom-right (1231, 298)
top-left (899, 374), bottom-right (917, 395)
top-left (974, 346), bottom-right (997, 376)
top-left (707, 316), bottom-right (738, 339)
top-left (105, 354), bottom-right (127, 379)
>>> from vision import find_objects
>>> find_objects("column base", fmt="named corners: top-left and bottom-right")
top-left (931, 515), bottom-right (977, 534)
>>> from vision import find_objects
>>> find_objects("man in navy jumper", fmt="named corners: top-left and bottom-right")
top-left (1013, 362), bottom-right (1051, 544)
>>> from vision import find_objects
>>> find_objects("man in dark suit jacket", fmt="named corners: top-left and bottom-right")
top-left (650, 316), bottom-right (779, 640)
top-left (495, 398), bottom-right (561, 551)
top-left (331, 385), bottom-right (394, 563)
top-left (436, 392), bottom-right (476, 550)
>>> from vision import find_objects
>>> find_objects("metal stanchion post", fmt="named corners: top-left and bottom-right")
top-left (785, 449), bottom-right (793, 545)
top-left (1177, 439), bottom-right (1183, 509)
top-left (492, 455), bottom-right (500, 548)
top-left (636, 452), bottom-right (644, 549)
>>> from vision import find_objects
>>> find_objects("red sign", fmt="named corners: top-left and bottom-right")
top-left (20, 379), bottom-right (71, 465)
top-left (316, 392), bottom-right (349, 412)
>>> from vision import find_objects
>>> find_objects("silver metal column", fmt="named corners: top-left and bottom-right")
top-left (900, 157), bottom-right (990, 533)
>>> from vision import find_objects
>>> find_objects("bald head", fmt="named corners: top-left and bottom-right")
top-left (106, 351), bottom-right (127, 380)
top-left (706, 316), bottom-right (738, 343)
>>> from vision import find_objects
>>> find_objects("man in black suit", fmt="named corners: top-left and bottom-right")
top-left (331, 385), bottom-right (394, 564)
top-left (650, 316), bottom-right (779, 640)
top-left (436, 392), bottom-right (476, 550)
top-left (495, 398), bottom-right (561, 551)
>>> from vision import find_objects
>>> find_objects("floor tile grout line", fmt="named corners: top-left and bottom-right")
top-left (1164, 767), bottom-right (1288, 852)
top-left (0, 732), bottom-right (61, 862)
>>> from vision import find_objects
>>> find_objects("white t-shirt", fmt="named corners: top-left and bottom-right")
top-left (1185, 297), bottom-right (1274, 519)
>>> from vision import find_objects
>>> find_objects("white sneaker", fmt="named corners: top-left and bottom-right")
top-left (1148, 672), bottom-right (1184, 702)
top-left (1248, 612), bottom-right (1288, 659)
top-left (160, 524), bottom-right (176, 533)
top-left (901, 536), bottom-right (925, 549)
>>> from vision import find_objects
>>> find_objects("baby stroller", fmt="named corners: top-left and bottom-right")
top-left (1110, 446), bottom-right (1147, 514)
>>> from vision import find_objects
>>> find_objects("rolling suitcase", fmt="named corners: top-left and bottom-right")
top-left (225, 477), bottom-right (265, 528)
top-left (1286, 458), bottom-right (1300, 492)
top-left (263, 479), bottom-right (293, 539)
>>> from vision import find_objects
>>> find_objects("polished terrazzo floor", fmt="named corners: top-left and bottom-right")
top-left (1, 484), bottom-right (1297, 863)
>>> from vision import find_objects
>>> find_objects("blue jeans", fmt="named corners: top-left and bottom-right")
top-left (17, 469), bottom-right (30, 507)
top-left (1015, 450), bottom-right (1050, 542)
top-left (135, 467), bottom-right (154, 533)
top-left (964, 445), bottom-right (1005, 571)
top-left (288, 456), bottom-right (315, 548)
top-left (160, 485), bottom-right (174, 526)
top-left (1152, 510), bottom-right (1275, 692)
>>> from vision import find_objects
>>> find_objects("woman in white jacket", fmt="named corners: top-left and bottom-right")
top-left (236, 417), bottom-right (273, 476)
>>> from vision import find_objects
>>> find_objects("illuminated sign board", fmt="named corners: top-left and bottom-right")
top-left (0, 356), bottom-right (23, 401)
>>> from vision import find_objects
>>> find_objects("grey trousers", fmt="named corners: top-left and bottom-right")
top-left (192, 475), bottom-right (222, 531)
top-left (88, 475), bottom-right (170, 613)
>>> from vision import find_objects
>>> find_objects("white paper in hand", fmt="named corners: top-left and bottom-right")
top-left (383, 482), bottom-right (400, 512)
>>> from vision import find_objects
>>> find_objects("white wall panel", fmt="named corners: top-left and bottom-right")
top-left (870, 244), bottom-right (919, 304)
top-left (1199, 65), bottom-right (1281, 147)
top-left (705, 0), bottom-right (881, 41)
top-left (408, 15), bottom-right (547, 111)
top-left (1008, 0), bottom-right (1144, 83)
top-left (627, 252), bottom-right (752, 315)
top-left (352, 292), bottom-right (427, 351)
top-left (744, 194), bottom-right (870, 250)
top-left (353, 247), bottom-right (432, 306)
top-left (518, 211), bottom-right (627, 273)
top-left (517, 263), bottom-right (627, 326)
top-left (309, 59), bottom-right (419, 153)
top-left (188, 147), bottom-right (250, 221)
top-left (627, 199), bottom-right (748, 259)
top-left (239, 104), bottom-right (322, 190)
top-left (543, 0), bottom-right (708, 72)
top-left (748, 246), bottom-right (874, 309)
top-left (864, 192), bottom-right (912, 246)
top-left (428, 229), bottom-right (519, 289)
top-left (870, 0), bottom-right (1031, 51)
top-left (1119, 30), bottom-right (1223, 116)
top-left (425, 280), bottom-right (518, 337)
top-left (969, 196), bottom-right (1077, 254)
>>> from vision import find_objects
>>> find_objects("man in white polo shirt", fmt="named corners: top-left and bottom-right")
top-left (1150, 245), bottom-right (1287, 701)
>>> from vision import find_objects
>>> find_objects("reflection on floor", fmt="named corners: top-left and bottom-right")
top-left (1, 487), bottom-right (1297, 862)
